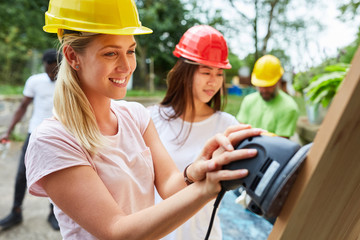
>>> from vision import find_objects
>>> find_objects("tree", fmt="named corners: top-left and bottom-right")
top-left (0, 0), bottom-right (56, 85)
top-left (224, 0), bottom-right (321, 70)
top-left (339, 0), bottom-right (360, 20)
top-left (134, 0), bottom-right (200, 90)
top-left (134, 0), bottom-right (231, 90)
top-left (337, 0), bottom-right (360, 63)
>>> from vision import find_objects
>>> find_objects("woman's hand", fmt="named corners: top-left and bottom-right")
top-left (185, 125), bottom-right (265, 195)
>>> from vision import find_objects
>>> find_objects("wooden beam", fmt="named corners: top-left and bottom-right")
top-left (268, 46), bottom-right (360, 240)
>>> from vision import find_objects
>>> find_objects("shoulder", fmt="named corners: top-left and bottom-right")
top-left (147, 104), bottom-right (160, 116)
top-left (147, 105), bottom-right (175, 130)
top-left (26, 118), bottom-right (91, 197)
top-left (215, 111), bottom-right (238, 124)
top-left (24, 73), bottom-right (50, 95)
top-left (112, 100), bottom-right (147, 114)
top-left (28, 118), bottom-right (88, 160)
top-left (243, 92), bottom-right (260, 102)
top-left (241, 92), bottom-right (261, 108)
top-left (215, 111), bottom-right (239, 128)
top-left (26, 73), bottom-right (50, 84)
top-left (278, 91), bottom-right (299, 110)
top-left (32, 118), bottom-right (78, 145)
top-left (147, 104), bottom-right (172, 119)
top-left (111, 100), bottom-right (150, 133)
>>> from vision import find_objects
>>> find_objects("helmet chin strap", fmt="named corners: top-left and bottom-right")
top-left (57, 29), bottom-right (64, 41)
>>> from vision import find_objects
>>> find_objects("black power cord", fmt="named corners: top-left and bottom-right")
top-left (204, 188), bottom-right (226, 240)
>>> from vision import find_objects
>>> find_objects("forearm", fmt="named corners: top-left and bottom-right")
top-left (157, 171), bottom-right (187, 199)
top-left (6, 111), bottom-right (26, 135)
top-left (5, 98), bottom-right (31, 136)
top-left (113, 181), bottom-right (214, 240)
top-left (42, 166), bottom-right (213, 240)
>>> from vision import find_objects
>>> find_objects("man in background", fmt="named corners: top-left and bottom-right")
top-left (236, 54), bottom-right (299, 138)
top-left (0, 49), bottom-right (60, 231)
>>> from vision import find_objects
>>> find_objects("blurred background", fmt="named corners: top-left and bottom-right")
top-left (0, 1), bottom-right (359, 239)
top-left (1, 0), bottom-right (359, 143)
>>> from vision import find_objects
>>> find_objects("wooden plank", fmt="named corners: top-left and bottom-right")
top-left (268, 46), bottom-right (360, 240)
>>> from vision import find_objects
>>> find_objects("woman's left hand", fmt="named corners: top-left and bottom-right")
top-left (185, 124), bottom-right (264, 183)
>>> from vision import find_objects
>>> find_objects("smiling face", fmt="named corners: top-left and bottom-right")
top-left (192, 65), bottom-right (224, 104)
top-left (75, 34), bottom-right (137, 102)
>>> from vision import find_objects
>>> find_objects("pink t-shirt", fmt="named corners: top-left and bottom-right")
top-left (25, 100), bottom-right (154, 239)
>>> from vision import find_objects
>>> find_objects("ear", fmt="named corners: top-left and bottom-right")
top-left (63, 45), bottom-right (80, 70)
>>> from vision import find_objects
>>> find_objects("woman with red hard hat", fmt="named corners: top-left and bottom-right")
top-left (148, 25), bottom-right (250, 240)
top-left (25, 1), bottom-right (262, 238)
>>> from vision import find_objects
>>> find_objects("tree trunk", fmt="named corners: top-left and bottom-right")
top-left (261, 0), bottom-right (279, 55)
top-left (135, 44), bottom-right (148, 89)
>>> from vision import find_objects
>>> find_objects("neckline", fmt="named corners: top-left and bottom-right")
top-left (103, 102), bottom-right (120, 138)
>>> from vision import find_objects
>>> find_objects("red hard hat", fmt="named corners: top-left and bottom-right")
top-left (173, 25), bottom-right (232, 69)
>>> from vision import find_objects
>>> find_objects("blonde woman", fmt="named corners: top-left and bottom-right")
top-left (25, 1), bottom-right (261, 239)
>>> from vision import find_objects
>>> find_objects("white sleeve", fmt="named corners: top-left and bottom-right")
top-left (22, 76), bottom-right (36, 98)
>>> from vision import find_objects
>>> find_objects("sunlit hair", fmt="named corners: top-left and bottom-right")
top-left (159, 59), bottom-right (227, 145)
top-left (54, 32), bottom-right (106, 155)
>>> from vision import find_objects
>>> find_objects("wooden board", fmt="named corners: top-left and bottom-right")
top-left (268, 46), bottom-right (360, 240)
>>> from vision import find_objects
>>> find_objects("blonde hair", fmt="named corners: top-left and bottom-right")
top-left (54, 33), bottom-right (106, 155)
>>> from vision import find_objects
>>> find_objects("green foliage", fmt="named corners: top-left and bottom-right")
top-left (134, 0), bottom-right (201, 88)
top-left (225, 52), bottom-right (245, 83)
top-left (304, 63), bottom-right (350, 108)
top-left (293, 30), bottom-right (360, 95)
top-left (292, 95), bottom-right (307, 116)
top-left (224, 95), bottom-right (243, 117)
top-left (339, 1), bottom-right (360, 20)
top-left (134, 0), bottom-right (232, 89)
top-left (227, 0), bottom-right (320, 62)
top-left (0, 84), bottom-right (24, 95)
top-left (126, 90), bottom-right (166, 97)
top-left (0, 0), bottom-right (57, 85)
top-left (9, 132), bottom-right (27, 142)
top-left (293, 64), bottom-right (327, 94)
top-left (338, 31), bottom-right (360, 64)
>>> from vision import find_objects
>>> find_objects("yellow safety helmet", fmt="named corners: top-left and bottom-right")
top-left (43, 0), bottom-right (152, 38)
top-left (251, 55), bottom-right (284, 87)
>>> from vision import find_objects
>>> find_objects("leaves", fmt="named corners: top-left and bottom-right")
top-left (304, 64), bottom-right (350, 108)
top-left (0, 0), bottom-right (55, 84)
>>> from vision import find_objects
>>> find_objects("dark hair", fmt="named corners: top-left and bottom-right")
top-left (160, 59), bottom-right (227, 144)
top-left (42, 48), bottom-right (61, 64)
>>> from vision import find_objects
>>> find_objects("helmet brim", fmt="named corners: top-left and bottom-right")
top-left (251, 73), bottom-right (281, 87)
top-left (44, 25), bottom-right (153, 36)
top-left (173, 50), bottom-right (232, 69)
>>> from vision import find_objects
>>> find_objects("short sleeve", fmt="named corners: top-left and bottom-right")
top-left (25, 121), bottom-right (92, 197)
top-left (130, 102), bottom-right (150, 135)
top-left (22, 76), bottom-right (36, 98)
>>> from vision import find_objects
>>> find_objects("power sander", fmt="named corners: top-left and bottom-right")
top-left (204, 134), bottom-right (312, 240)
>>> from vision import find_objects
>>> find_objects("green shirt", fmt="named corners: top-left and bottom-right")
top-left (236, 90), bottom-right (299, 137)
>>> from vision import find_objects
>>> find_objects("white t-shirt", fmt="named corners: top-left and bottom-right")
top-left (25, 101), bottom-right (153, 240)
top-left (148, 105), bottom-right (239, 240)
top-left (22, 72), bottom-right (56, 133)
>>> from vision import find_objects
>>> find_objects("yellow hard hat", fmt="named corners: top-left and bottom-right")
top-left (251, 55), bottom-right (284, 87)
top-left (43, 0), bottom-right (153, 37)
